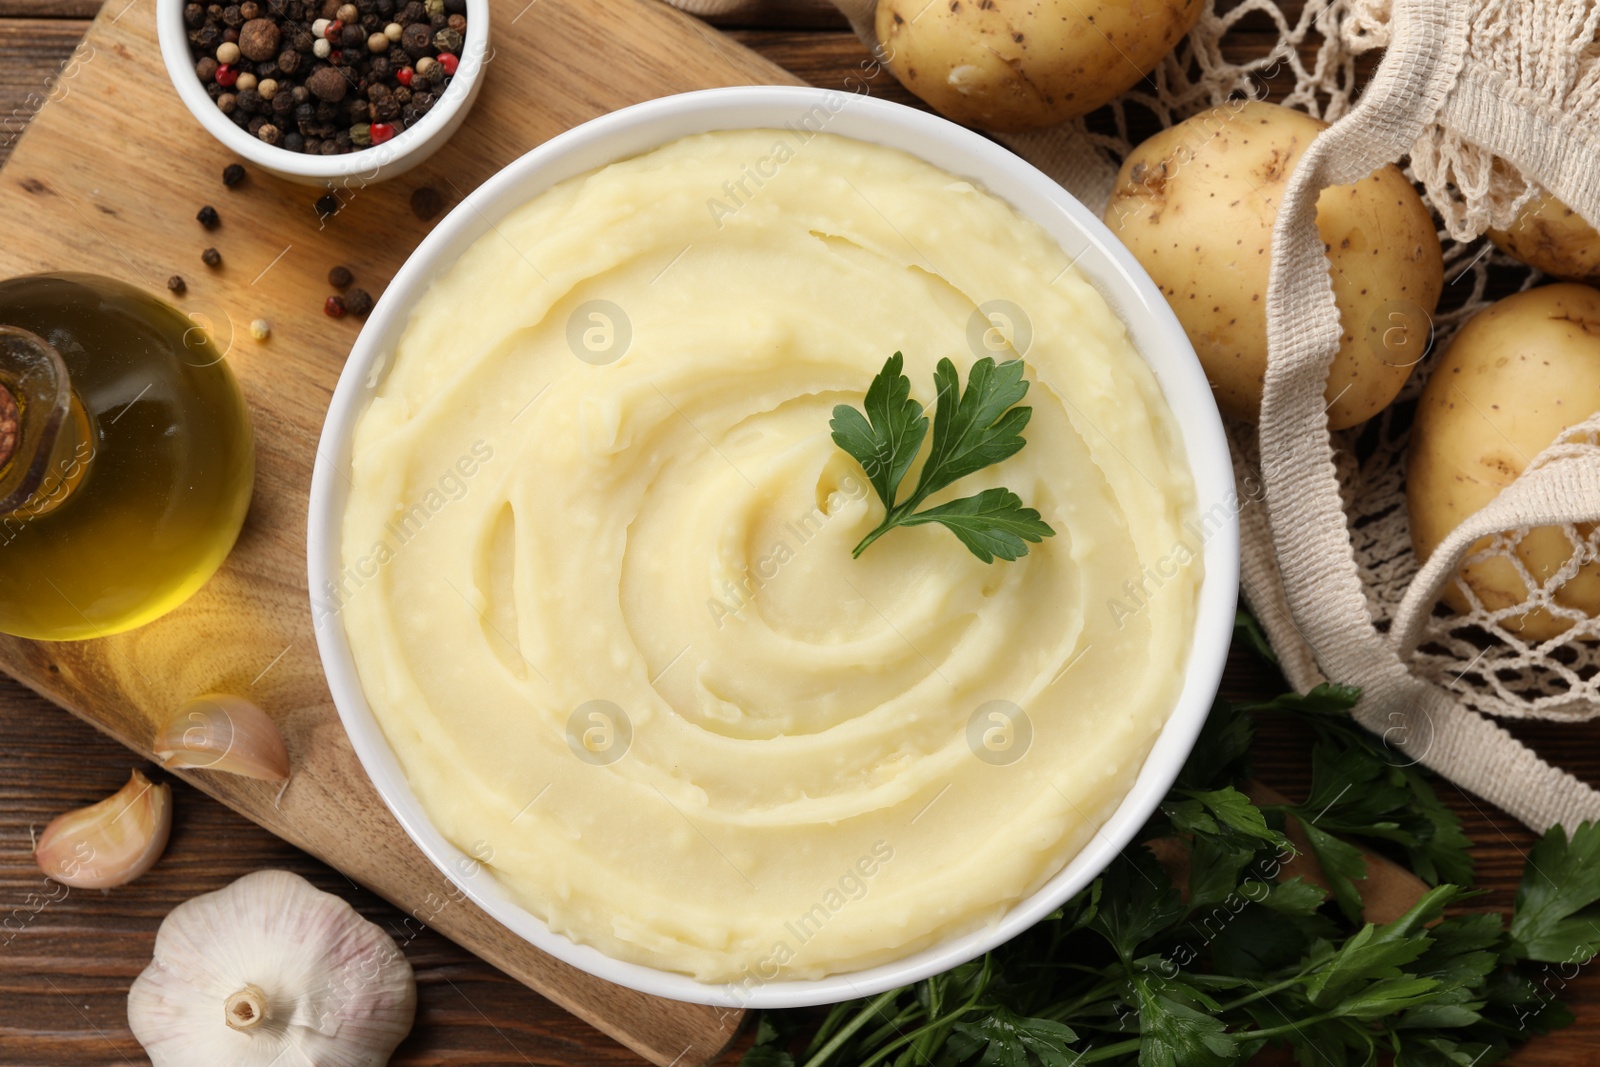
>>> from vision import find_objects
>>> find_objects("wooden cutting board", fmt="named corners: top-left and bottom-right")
top-left (0, 2), bottom-right (802, 1063)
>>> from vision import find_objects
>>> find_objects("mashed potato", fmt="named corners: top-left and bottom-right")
top-left (336, 129), bottom-right (1200, 985)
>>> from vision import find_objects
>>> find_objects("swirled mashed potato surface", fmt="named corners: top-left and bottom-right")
top-left (339, 130), bottom-right (1200, 984)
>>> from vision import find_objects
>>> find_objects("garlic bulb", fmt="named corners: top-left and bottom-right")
top-left (128, 870), bottom-right (416, 1067)
top-left (153, 694), bottom-right (291, 781)
top-left (35, 770), bottom-right (171, 888)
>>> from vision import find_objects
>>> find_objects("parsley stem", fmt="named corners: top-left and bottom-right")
top-left (800, 989), bottom-right (904, 1067)
top-left (1038, 978), bottom-right (1122, 1021)
top-left (1070, 1037), bottom-right (1144, 1063)
top-left (1236, 1009), bottom-right (1344, 1040)
top-left (850, 521), bottom-right (897, 558)
top-left (1212, 974), bottom-right (1305, 1013)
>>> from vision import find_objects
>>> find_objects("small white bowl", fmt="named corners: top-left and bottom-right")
top-left (157, 0), bottom-right (488, 185)
top-left (308, 87), bottom-right (1240, 1008)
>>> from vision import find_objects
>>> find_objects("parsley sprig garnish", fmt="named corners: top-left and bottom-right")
top-left (830, 353), bottom-right (1055, 563)
top-left (742, 629), bottom-right (1597, 1067)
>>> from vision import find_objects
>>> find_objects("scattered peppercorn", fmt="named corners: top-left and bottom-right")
top-left (328, 264), bottom-right (353, 288)
top-left (315, 192), bottom-right (341, 218)
top-left (409, 184), bottom-right (441, 221)
top-left (167, 275), bottom-right (187, 295)
top-left (250, 318), bottom-right (272, 340)
top-left (324, 294), bottom-right (347, 317)
top-left (222, 162), bottom-right (247, 186)
top-left (197, 204), bottom-right (220, 229)
top-left (202, 247), bottom-right (223, 268)
top-left (346, 287), bottom-right (373, 316)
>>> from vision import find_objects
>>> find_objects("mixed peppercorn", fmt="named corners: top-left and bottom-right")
top-left (184, 0), bottom-right (468, 155)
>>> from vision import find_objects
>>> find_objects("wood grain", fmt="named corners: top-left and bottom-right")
top-left (1, 4), bottom-right (1600, 1067)
top-left (0, 1), bottom-right (812, 1063)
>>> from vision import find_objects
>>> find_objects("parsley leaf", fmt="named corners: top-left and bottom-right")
top-left (1508, 822), bottom-right (1600, 962)
top-left (831, 353), bottom-right (1054, 562)
top-left (951, 1009), bottom-right (1080, 1067)
top-left (826, 351), bottom-right (927, 508)
top-left (1134, 976), bottom-right (1239, 1067)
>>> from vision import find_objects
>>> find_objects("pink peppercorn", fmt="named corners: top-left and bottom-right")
top-left (437, 52), bottom-right (457, 75)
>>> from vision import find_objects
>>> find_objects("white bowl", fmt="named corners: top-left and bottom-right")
top-left (307, 87), bottom-right (1240, 1008)
top-left (157, 0), bottom-right (488, 185)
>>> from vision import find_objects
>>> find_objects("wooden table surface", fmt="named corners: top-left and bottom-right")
top-left (1, 2), bottom-right (1599, 1065)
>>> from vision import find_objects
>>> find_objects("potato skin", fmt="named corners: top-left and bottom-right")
top-left (1489, 193), bottom-right (1600, 285)
top-left (1408, 283), bottom-right (1600, 639)
top-left (1103, 100), bottom-right (1443, 430)
top-left (876, 0), bottom-right (1204, 132)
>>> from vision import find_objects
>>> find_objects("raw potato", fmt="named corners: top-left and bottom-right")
top-left (1489, 193), bottom-right (1600, 284)
top-left (1104, 100), bottom-right (1444, 430)
top-left (1408, 283), bottom-right (1600, 640)
top-left (876, 0), bottom-right (1204, 132)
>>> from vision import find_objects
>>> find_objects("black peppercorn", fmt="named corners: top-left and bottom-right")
top-left (167, 275), bottom-right (187, 294)
top-left (346, 288), bottom-right (373, 316)
top-left (202, 247), bottom-right (222, 268)
top-left (400, 21), bottom-right (431, 57)
top-left (275, 48), bottom-right (301, 74)
top-left (197, 204), bottom-right (221, 229)
top-left (236, 88), bottom-right (262, 112)
top-left (315, 192), bottom-right (341, 217)
top-left (222, 162), bottom-right (247, 186)
top-left (190, 24), bottom-right (222, 50)
top-left (410, 185), bottom-right (441, 221)
top-left (283, 131), bottom-right (305, 151)
top-left (184, 2), bottom-right (205, 25)
top-left (328, 265), bottom-right (353, 288)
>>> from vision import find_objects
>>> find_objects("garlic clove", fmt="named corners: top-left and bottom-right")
top-left (35, 770), bottom-right (172, 889)
top-left (129, 869), bottom-right (416, 1067)
top-left (153, 694), bottom-right (291, 781)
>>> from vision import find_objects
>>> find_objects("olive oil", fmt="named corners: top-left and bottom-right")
top-left (0, 274), bottom-right (254, 640)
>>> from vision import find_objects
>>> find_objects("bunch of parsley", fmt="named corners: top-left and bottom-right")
top-left (742, 625), bottom-right (1600, 1067)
